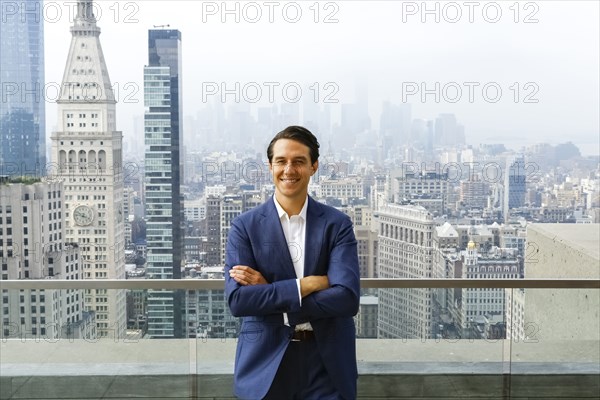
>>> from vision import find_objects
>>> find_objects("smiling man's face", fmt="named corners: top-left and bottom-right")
top-left (269, 138), bottom-right (318, 207)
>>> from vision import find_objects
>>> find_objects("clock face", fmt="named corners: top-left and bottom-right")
top-left (73, 205), bottom-right (94, 226)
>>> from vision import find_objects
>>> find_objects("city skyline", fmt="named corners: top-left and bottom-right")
top-left (1, 3), bottom-right (599, 396)
top-left (34, 0), bottom-right (599, 157)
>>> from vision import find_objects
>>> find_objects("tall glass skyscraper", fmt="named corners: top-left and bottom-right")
top-left (0, 0), bottom-right (46, 176)
top-left (144, 29), bottom-right (183, 338)
top-left (504, 154), bottom-right (527, 221)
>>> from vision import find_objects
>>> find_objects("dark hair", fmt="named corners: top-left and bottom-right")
top-left (267, 126), bottom-right (320, 164)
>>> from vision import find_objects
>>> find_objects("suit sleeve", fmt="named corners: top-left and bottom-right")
top-left (288, 216), bottom-right (360, 324)
top-left (225, 217), bottom-right (301, 317)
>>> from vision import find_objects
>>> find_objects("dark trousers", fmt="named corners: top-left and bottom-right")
top-left (262, 340), bottom-right (343, 400)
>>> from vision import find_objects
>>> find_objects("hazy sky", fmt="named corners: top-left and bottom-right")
top-left (41, 0), bottom-right (600, 155)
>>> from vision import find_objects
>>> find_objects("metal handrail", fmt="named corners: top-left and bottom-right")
top-left (1, 278), bottom-right (598, 290)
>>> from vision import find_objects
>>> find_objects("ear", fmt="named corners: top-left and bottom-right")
top-left (311, 160), bottom-right (319, 175)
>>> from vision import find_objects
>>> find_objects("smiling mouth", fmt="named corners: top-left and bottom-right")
top-left (281, 178), bottom-right (300, 183)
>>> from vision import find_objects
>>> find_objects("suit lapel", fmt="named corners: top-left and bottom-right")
top-left (261, 198), bottom-right (296, 278)
top-left (304, 197), bottom-right (325, 276)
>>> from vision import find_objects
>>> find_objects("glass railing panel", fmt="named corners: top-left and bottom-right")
top-left (354, 287), bottom-right (508, 398)
top-left (1, 288), bottom-right (194, 399)
top-left (189, 288), bottom-right (236, 398)
top-left (1, 281), bottom-right (598, 399)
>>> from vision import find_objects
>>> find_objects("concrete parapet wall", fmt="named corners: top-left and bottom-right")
top-left (525, 224), bottom-right (600, 341)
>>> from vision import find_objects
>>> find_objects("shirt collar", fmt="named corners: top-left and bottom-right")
top-left (273, 195), bottom-right (308, 221)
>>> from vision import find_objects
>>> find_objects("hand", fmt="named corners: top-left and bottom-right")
top-left (300, 275), bottom-right (330, 298)
top-left (229, 265), bottom-right (269, 286)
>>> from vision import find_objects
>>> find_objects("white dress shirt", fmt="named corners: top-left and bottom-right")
top-left (273, 195), bottom-right (312, 331)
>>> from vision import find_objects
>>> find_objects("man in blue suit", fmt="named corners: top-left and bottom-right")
top-left (225, 126), bottom-right (360, 399)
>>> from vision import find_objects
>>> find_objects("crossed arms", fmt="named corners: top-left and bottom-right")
top-left (224, 216), bottom-right (360, 323)
top-left (229, 266), bottom-right (329, 298)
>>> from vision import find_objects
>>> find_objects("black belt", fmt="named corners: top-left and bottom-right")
top-left (291, 330), bottom-right (315, 342)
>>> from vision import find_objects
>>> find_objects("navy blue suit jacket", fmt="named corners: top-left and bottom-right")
top-left (225, 196), bottom-right (360, 400)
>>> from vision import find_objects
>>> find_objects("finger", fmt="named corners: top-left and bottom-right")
top-left (230, 269), bottom-right (245, 277)
top-left (230, 269), bottom-right (245, 281)
top-left (235, 265), bottom-right (259, 275)
top-left (231, 273), bottom-right (249, 286)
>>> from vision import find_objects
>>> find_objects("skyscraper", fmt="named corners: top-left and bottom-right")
top-left (144, 29), bottom-right (184, 338)
top-left (504, 154), bottom-right (527, 220)
top-left (50, 0), bottom-right (127, 338)
top-left (0, 0), bottom-right (45, 176)
top-left (434, 114), bottom-right (465, 148)
top-left (379, 101), bottom-right (411, 148)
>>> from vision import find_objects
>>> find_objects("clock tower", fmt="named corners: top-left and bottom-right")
top-left (51, 0), bottom-right (126, 337)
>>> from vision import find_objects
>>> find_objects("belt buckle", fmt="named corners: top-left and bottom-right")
top-left (291, 330), bottom-right (312, 342)
top-left (291, 330), bottom-right (301, 342)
